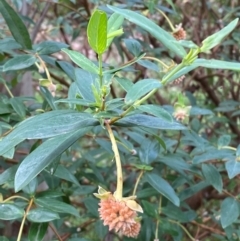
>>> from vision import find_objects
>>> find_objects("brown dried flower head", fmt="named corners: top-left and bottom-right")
top-left (172, 23), bottom-right (186, 40)
top-left (94, 186), bottom-right (143, 238)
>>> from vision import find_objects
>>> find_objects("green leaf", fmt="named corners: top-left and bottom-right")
top-left (107, 13), bottom-right (124, 47)
top-left (0, 37), bottom-right (21, 51)
top-left (201, 18), bottom-right (239, 52)
top-left (9, 97), bottom-right (26, 118)
top-left (28, 223), bottom-right (48, 241)
top-left (46, 165), bottom-right (80, 187)
top-left (40, 86), bottom-right (57, 110)
top-left (141, 200), bottom-right (157, 218)
top-left (137, 59), bottom-right (160, 72)
top-left (161, 203), bottom-right (197, 223)
top-left (118, 114), bottom-right (187, 130)
top-left (218, 135), bottom-right (231, 148)
top-left (62, 48), bottom-right (98, 74)
top-left (27, 208), bottom-right (60, 223)
top-left (87, 10), bottom-right (107, 54)
top-left (34, 41), bottom-right (69, 55)
top-left (107, 5), bottom-right (186, 58)
top-left (124, 39), bottom-right (142, 57)
top-left (22, 177), bottom-right (38, 195)
top-left (0, 0), bottom-right (32, 49)
top-left (0, 203), bottom-right (24, 220)
top-left (137, 105), bottom-right (173, 122)
top-left (164, 58), bottom-right (240, 84)
top-left (139, 139), bottom-right (160, 164)
top-left (3, 55), bottom-right (36, 71)
top-left (125, 79), bottom-right (161, 104)
top-left (115, 77), bottom-right (133, 91)
top-left (0, 236), bottom-right (9, 241)
top-left (193, 149), bottom-right (234, 164)
top-left (202, 164), bottom-right (223, 193)
top-left (146, 173), bottom-right (180, 206)
top-left (221, 197), bottom-right (239, 228)
top-left (75, 68), bottom-right (99, 102)
top-left (104, 53), bottom-right (146, 74)
top-left (0, 165), bottom-right (18, 185)
top-left (0, 110), bottom-right (97, 156)
top-left (14, 127), bottom-right (91, 192)
top-left (225, 159), bottom-right (240, 179)
top-left (35, 197), bottom-right (80, 217)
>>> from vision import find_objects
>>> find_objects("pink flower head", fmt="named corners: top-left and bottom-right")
top-left (94, 187), bottom-right (143, 238)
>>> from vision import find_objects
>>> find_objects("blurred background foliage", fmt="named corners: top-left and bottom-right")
top-left (0, 0), bottom-right (240, 241)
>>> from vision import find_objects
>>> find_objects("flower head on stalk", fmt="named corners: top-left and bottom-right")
top-left (94, 186), bottom-right (143, 238)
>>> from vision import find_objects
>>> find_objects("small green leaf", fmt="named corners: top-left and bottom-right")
top-left (39, 79), bottom-right (52, 87)
top-left (137, 104), bottom-right (172, 122)
top-left (0, 37), bottom-right (21, 51)
top-left (87, 10), bottom-right (107, 54)
top-left (201, 18), bottom-right (239, 52)
top-left (115, 77), bottom-right (133, 91)
top-left (124, 39), bottom-right (142, 57)
top-left (125, 79), bottom-right (161, 104)
top-left (3, 55), bottom-right (36, 71)
top-left (35, 198), bottom-right (80, 217)
top-left (225, 159), bottom-right (240, 179)
top-left (27, 208), bottom-right (60, 223)
top-left (202, 164), bottom-right (223, 193)
top-left (107, 13), bottom-right (124, 47)
top-left (46, 165), bottom-right (80, 187)
top-left (118, 114), bottom-right (187, 130)
top-left (0, 203), bottom-right (24, 220)
top-left (22, 177), bottom-right (38, 195)
top-left (221, 197), bottom-right (239, 228)
top-left (9, 97), bottom-right (26, 118)
top-left (146, 173), bottom-right (180, 206)
top-left (193, 149), bottom-right (234, 164)
top-left (107, 5), bottom-right (186, 58)
top-left (0, 166), bottom-right (18, 185)
top-left (0, 0), bottom-right (32, 49)
top-left (62, 48), bottom-right (98, 74)
top-left (28, 223), bottom-right (48, 241)
top-left (34, 41), bottom-right (68, 55)
top-left (218, 135), bottom-right (231, 148)
top-left (75, 68), bottom-right (99, 102)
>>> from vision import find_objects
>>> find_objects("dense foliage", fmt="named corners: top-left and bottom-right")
top-left (0, 1), bottom-right (240, 240)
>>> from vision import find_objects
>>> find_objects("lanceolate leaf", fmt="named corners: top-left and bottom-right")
top-left (202, 164), bottom-right (223, 193)
top-left (0, 0), bottom-right (32, 49)
top-left (87, 10), bottom-right (107, 54)
top-left (201, 18), bottom-right (238, 52)
top-left (27, 208), bottom-right (60, 223)
top-left (28, 223), bottom-right (48, 241)
top-left (3, 55), bottom-right (36, 72)
top-left (0, 204), bottom-right (24, 220)
top-left (14, 127), bottom-right (92, 192)
top-left (146, 173), bottom-right (180, 206)
top-left (0, 110), bottom-right (98, 156)
top-left (221, 197), bottom-right (239, 228)
top-left (35, 197), bottom-right (80, 217)
top-left (107, 5), bottom-right (186, 58)
top-left (125, 79), bottom-right (161, 104)
top-left (62, 48), bottom-right (98, 74)
top-left (107, 13), bottom-right (124, 47)
top-left (117, 114), bottom-right (187, 130)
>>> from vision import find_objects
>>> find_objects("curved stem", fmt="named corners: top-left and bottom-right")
top-left (0, 77), bottom-right (14, 98)
top-left (155, 8), bottom-right (175, 31)
top-left (143, 56), bottom-right (169, 69)
top-left (169, 219), bottom-right (196, 241)
top-left (3, 195), bottom-right (29, 203)
top-left (105, 120), bottom-right (123, 200)
top-left (17, 198), bottom-right (34, 241)
top-left (132, 170), bottom-right (144, 196)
